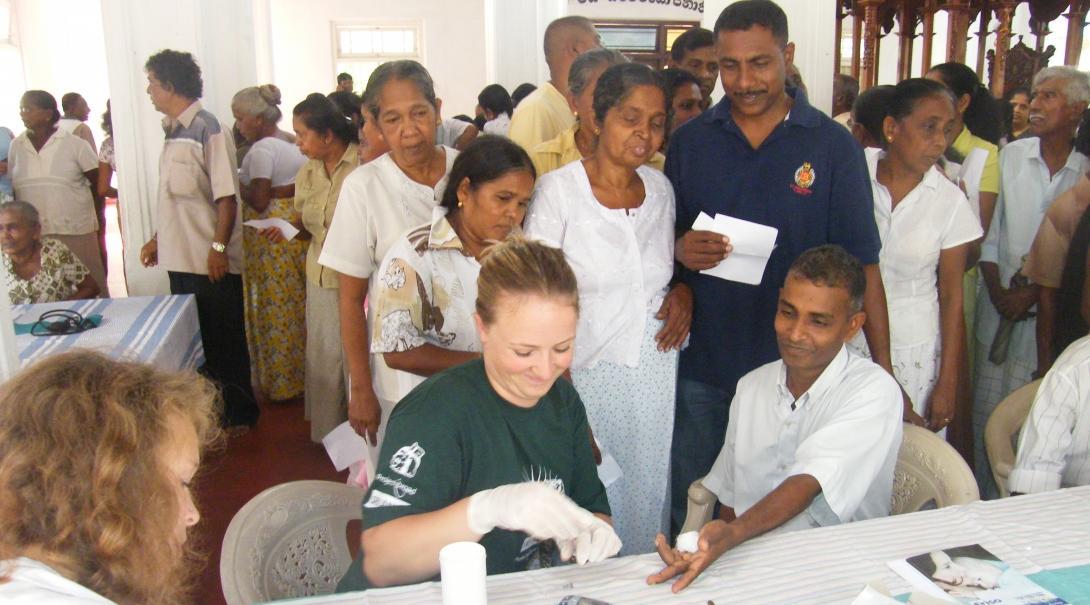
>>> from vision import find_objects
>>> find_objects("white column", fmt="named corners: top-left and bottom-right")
top-left (701, 0), bottom-right (836, 115)
top-left (486, 0), bottom-right (565, 92)
top-left (99, 0), bottom-right (259, 295)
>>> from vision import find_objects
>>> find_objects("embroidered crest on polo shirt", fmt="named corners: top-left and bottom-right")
top-left (791, 162), bottom-right (816, 195)
top-left (389, 442), bottom-right (425, 478)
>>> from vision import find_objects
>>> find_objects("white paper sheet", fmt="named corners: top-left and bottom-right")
top-left (243, 217), bottom-right (300, 240)
top-left (322, 421), bottom-right (373, 489)
top-left (692, 212), bottom-right (779, 285)
top-left (594, 438), bottom-right (623, 488)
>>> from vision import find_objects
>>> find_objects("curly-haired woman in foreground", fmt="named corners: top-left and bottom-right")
top-left (0, 351), bottom-right (222, 604)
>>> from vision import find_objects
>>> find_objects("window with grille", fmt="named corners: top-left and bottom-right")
top-left (332, 22), bottom-right (422, 94)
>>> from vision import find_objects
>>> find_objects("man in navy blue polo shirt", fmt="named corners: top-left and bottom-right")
top-left (666, 0), bottom-right (907, 533)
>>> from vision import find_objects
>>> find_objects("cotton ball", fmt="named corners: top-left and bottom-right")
top-left (675, 531), bottom-right (699, 553)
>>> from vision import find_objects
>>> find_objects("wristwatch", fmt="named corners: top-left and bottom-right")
top-left (210, 241), bottom-right (226, 253)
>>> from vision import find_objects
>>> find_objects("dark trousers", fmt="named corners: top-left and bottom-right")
top-left (670, 377), bottom-right (733, 535)
top-left (169, 271), bottom-right (259, 427)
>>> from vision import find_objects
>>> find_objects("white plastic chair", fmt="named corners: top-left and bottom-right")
top-left (220, 480), bottom-right (365, 605)
top-left (984, 379), bottom-right (1041, 498)
top-left (681, 423), bottom-right (980, 532)
top-left (891, 424), bottom-right (979, 513)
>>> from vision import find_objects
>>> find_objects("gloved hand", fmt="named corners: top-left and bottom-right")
top-left (557, 516), bottom-right (623, 565)
top-left (466, 481), bottom-right (598, 541)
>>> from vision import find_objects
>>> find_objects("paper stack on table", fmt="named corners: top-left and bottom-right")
top-left (243, 217), bottom-right (300, 240)
top-left (692, 212), bottom-right (778, 285)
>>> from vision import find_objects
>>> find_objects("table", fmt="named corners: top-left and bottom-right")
top-left (274, 486), bottom-right (1090, 605)
top-left (12, 295), bottom-right (204, 372)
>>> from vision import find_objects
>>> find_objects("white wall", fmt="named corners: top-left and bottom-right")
top-left (2, 0), bottom-right (110, 147)
top-left (702, 0), bottom-right (836, 114)
top-left (268, 0), bottom-right (489, 120)
top-left (100, 0), bottom-right (260, 294)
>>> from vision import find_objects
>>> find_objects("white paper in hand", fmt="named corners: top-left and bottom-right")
top-left (322, 421), bottom-right (373, 489)
top-left (243, 217), bottom-right (300, 240)
top-left (692, 212), bottom-right (778, 285)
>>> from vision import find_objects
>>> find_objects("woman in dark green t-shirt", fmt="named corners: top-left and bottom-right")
top-left (339, 237), bottom-right (620, 591)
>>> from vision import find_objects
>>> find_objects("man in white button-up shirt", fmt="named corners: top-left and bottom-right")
top-left (648, 245), bottom-right (903, 593)
top-left (974, 66), bottom-right (1090, 499)
top-left (1009, 334), bottom-right (1090, 494)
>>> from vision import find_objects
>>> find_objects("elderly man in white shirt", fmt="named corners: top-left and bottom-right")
top-left (1009, 334), bottom-right (1090, 494)
top-left (648, 245), bottom-right (903, 594)
top-left (974, 66), bottom-right (1090, 499)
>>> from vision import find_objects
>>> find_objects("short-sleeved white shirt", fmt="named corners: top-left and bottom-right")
top-left (239, 136), bottom-right (306, 187)
top-left (0, 557), bottom-right (115, 603)
top-left (435, 119), bottom-right (472, 148)
top-left (482, 114), bottom-right (510, 137)
top-left (524, 160), bottom-right (675, 369)
top-left (703, 346), bottom-right (903, 532)
top-left (318, 147), bottom-right (457, 281)
top-left (1009, 334), bottom-right (1090, 493)
top-left (863, 148), bottom-right (982, 347)
top-left (9, 128), bottom-right (99, 235)
top-left (978, 139), bottom-right (1089, 356)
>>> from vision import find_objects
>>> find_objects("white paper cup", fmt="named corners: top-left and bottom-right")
top-left (439, 541), bottom-right (487, 605)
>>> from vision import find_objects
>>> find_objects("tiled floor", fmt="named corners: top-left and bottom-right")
top-left (192, 397), bottom-right (348, 605)
top-left (103, 198), bottom-right (348, 604)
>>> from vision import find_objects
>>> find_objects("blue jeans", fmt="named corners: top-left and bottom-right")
top-left (670, 378), bottom-right (733, 535)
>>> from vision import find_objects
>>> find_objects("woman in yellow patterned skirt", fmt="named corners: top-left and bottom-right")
top-left (232, 85), bottom-right (308, 400)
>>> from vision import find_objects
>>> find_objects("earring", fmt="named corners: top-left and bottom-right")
top-left (457, 200), bottom-right (464, 208)
top-left (887, 136), bottom-right (894, 143)
top-left (594, 127), bottom-right (601, 135)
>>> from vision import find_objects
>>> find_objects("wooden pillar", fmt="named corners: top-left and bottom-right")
top-left (1065, 1), bottom-right (1089, 66)
top-left (920, 0), bottom-right (936, 74)
top-left (897, 2), bottom-right (917, 81)
top-left (991, 1), bottom-right (1017, 96)
top-left (945, 0), bottom-right (972, 63)
top-left (860, 0), bottom-right (882, 88)
top-left (975, 8), bottom-right (991, 76)
top-left (835, 3), bottom-right (844, 75)
top-left (852, 5), bottom-right (864, 80)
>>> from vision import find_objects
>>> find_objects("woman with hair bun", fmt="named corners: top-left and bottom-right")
top-left (291, 92), bottom-right (362, 441)
top-left (337, 236), bottom-right (619, 592)
top-left (9, 90), bottom-right (106, 296)
top-left (0, 350), bottom-right (222, 604)
top-left (371, 135), bottom-right (536, 404)
top-left (232, 84), bottom-right (308, 401)
top-left (849, 78), bottom-right (982, 432)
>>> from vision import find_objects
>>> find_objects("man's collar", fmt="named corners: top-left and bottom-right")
top-left (707, 86), bottom-right (822, 130)
top-left (162, 100), bottom-right (202, 132)
top-left (777, 345), bottom-right (850, 407)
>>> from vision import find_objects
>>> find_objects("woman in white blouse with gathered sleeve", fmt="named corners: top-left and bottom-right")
top-left (318, 60), bottom-right (457, 456)
top-left (525, 63), bottom-right (692, 555)
top-left (851, 78), bottom-right (982, 433)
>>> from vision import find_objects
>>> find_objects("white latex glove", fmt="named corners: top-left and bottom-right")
top-left (557, 516), bottom-right (623, 565)
top-left (467, 482), bottom-right (598, 541)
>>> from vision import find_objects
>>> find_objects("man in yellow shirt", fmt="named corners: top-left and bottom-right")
top-left (508, 16), bottom-right (601, 152)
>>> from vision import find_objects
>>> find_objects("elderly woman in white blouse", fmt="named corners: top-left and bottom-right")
top-left (371, 135), bottom-right (535, 401)
top-left (849, 78), bottom-right (982, 433)
top-left (525, 63), bottom-right (691, 555)
top-left (318, 60), bottom-right (458, 453)
top-left (9, 90), bottom-right (106, 296)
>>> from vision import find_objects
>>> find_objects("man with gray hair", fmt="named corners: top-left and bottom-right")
top-left (508, 16), bottom-right (601, 152)
top-left (974, 65), bottom-right (1090, 499)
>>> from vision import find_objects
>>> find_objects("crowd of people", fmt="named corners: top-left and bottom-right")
top-left (2, 0), bottom-right (1090, 600)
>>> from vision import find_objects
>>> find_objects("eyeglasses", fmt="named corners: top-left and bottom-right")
top-left (30, 309), bottom-right (97, 337)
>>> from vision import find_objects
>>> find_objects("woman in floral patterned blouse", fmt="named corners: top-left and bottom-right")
top-left (2, 201), bottom-right (99, 304)
top-left (370, 135), bottom-right (536, 404)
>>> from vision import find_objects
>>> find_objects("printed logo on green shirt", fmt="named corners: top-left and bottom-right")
top-left (390, 442), bottom-right (426, 478)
